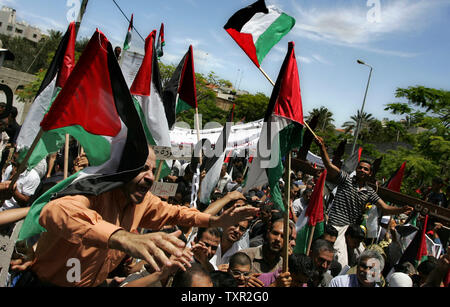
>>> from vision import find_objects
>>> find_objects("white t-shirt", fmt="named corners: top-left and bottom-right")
top-left (1, 165), bottom-right (41, 211)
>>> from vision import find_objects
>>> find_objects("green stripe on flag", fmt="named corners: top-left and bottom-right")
top-left (267, 123), bottom-right (303, 211)
top-left (294, 221), bottom-right (324, 254)
top-left (255, 13), bottom-right (296, 65)
top-left (176, 97), bottom-right (193, 114)
top-left (133, 97), bottom-right (171, 179)
top-left (18, 172), bottom-right (80, 241)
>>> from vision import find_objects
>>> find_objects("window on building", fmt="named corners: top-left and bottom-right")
top-left (7, 25), bottom-right (13, 31)
top-left (15, 28), bottom-right (23, 34)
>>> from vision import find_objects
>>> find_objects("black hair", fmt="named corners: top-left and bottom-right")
top-left (417, 258), bottom-right (438, 276)
top-left (324, 224), bottom-right (338, 238)
top-left (196, 227), bottom-right (222, 242)
top-left (229, 252), bottom-right (251, 269)
top-left (210, 271), bottom-right (238, 287)
top-left (171, 263), bottom-right (211, 287)
top-left (345, 224), bottom-right (366, 240)
top-left (288, 253), bottom-right (314, 279)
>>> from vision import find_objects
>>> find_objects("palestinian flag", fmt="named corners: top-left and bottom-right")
top-left (16, 22), bottom-right (76, 168)
top-left (331, 140), bottom-right (347, 166)
top-left (123, 14), bottom-right (134, 51)
top-left (243, 42), bottom-right (304, 211)
top-left (297, 114), bottom-right (319, 161)
top-left (199, 109), bottom-right (233, 205)
top-left (294, 169), bottom-right (327, 254)
top-left (224, 0), bottom-right (295, 68)
top-left (156, 23), bottom-right (165, 58)
top-left (130, 30), bottom-right (172, 179)
top-left (162, 45), bottom-right (198, 127)
top-left (342, 147), bottom-right (363, 174)
top-left (384, 162), bottom-right (407, 192)
top-left (394, 215), bottom-right (429, 268)
top-left (18, 30), bottom-right (149, 241)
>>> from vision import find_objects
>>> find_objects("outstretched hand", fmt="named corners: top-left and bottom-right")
top-left (108, 229), bottom-right (186, 273)
top-left (212, 204), bottom-right (259, 228)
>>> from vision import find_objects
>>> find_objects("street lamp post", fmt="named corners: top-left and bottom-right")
top-left (351, 59), bottom-right (373, 155)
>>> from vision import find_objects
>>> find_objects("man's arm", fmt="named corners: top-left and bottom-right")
top-left (203, 191), bottom-right (246, 216)
top-left (314, 136), bottom-right (340, 182)
top-left (375, 198), bottom-right (413, 216)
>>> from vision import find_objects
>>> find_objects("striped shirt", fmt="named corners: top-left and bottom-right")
top-left (328, 171), bottom-right (380, 227)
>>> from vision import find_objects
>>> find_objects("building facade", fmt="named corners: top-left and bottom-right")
top-left (0, 6), bottom-right (43, 43)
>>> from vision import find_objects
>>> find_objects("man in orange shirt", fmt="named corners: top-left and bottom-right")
top-left (14, 148), bottom-right (258, 287)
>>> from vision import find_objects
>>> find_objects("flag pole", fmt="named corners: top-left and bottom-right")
top-left (195, 107), bottom-right (202, 165)
top-left (155, 160), bottom-right (164, 182)
top-left (282, 151), bottom-right (292, 273)
top-left (306, 225), bottom-right (316, 256)
top-left (64, 0), bottom-right (89, 179)
top-left (64, 134), bottom-right (70, 179)
top-left (258, 66), bottom-right (319, 140)
top-left (9, 129), bottom-right (44, 188)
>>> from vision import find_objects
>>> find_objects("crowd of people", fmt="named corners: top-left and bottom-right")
top-left (0, 115), bottom-right (449, 288)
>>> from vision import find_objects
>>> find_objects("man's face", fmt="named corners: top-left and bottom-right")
top-left (291, 185), bottom-right (300, 198)
top-left (303, 191), bottom-right (313, 202)
top-left (355, 162), bottom-right (372, 181)
top-left (229, 264), bottom-right (251, 287)
top-left (357, 258), bottom-right (379, 287)
top-left (225, 220), bottom-right (248, 243)
top-left (312, 250), bottom-right (334, 274)
top-left (123, 149), bottom-right (156, 204)
top-left (197, 231), bottom-right (220, 260)
top-left (267, 221), bottom-right (284, 253)
top-left (289, 226), bottom-right (297, 251)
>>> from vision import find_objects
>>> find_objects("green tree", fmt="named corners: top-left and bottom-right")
top-left (306, 106), bottom-right (335, 133)
top-left (233, 93), bottom-right (270, 123)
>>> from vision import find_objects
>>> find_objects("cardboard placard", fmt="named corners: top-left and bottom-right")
top-left (150, 182), bottom-right (178, 197)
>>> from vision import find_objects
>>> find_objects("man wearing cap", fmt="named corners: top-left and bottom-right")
top-left (314, 136), bottom-right (413, 268)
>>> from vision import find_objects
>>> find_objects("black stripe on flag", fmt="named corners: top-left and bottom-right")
top-left (224, 0), bottom-right (268, 32)
top-left (162, 53), bottom-right (188, 128)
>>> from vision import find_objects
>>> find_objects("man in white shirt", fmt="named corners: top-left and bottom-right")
top-left (216, 164), bottom-right (231, 193)
top-left (209, 219), bottom-right (249, 270)
top-left (0, 158), bottom-right (46, 211)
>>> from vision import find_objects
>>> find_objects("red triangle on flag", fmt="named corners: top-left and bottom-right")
top-left (56, 22), bottom-right (76, 89)
top-left (417, 214), bottom-right (429, 262)
top-left (305, 169), bottom-right (327, 226)
top-left (130, 30), bottom-right (156, 96)
top-left (41, 30), bottom-right (121, 137)
top-left (178, 45), bottom-right (198, 109)
top-left (270, 42), bottom-right (304, 125)
top-left (387, 162), bottom-right (407, 192)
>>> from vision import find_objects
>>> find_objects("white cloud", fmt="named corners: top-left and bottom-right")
top-left (291, 0), bottom-right (450, 56)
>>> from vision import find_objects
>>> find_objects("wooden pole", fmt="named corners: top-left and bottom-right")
top-left (155, 160), bottom-right (164, 182)
top-left (195, 107), bottom-right (202, 165)
top-left (282, 151), bottom-right (292, 273)
top-left (64, 0), bottom-right (89, 177)
top-left (9, 129), bottom-right (44, 188)
top-left (258, 66), bottom-right (319, 141)
top-left (63, 134), bottom-right (70, 179)
top-left (306, 225), bottom-right (316, 256)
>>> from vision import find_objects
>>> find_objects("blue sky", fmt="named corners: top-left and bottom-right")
top-left (2, 0), bottom-right (449, 128)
